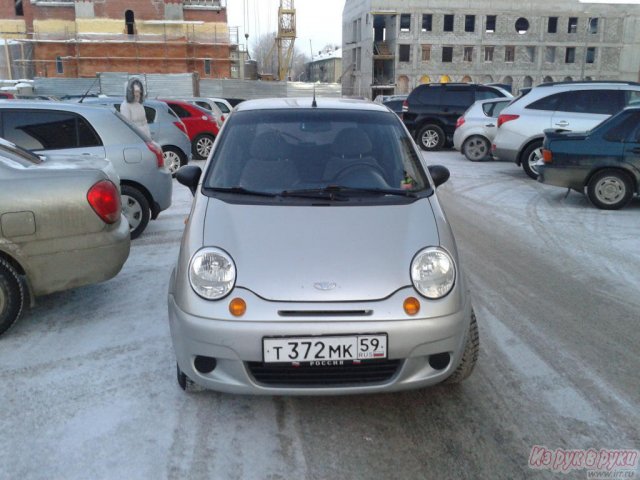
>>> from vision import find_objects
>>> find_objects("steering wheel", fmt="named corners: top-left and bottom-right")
top-left (332, 162), bottom-right (388, 182)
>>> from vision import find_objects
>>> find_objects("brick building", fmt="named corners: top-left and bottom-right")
top-left (341, 0), bottom-right (640, 99)
top-left (1, 0), bottom-right (239, 78)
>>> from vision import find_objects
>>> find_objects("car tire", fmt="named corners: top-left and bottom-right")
top-left (521, 141), bottom-right (543, 180)
top-left (586, 169), bottom-right (634, 210)
top-left (444, 309), bottom-right (479, 384)
top-left (163, 146), bottom-right (187, 175)
top-left (193, 134), bottom-right (215, 160)
top-left (121, 185), bottom-right (150, 240)
top-left (416, 124), bottom-right (445, 151)
top-left (0, 258), bottom-right (24, 336)
top-left (176, 363), bottom-right (202, 392)
top-left (462, 135), bottom-right (490, 162)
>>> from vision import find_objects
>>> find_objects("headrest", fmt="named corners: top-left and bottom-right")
top-left (330, 128), bottom-right (373, 157)
top-left (249, 131), bottom-right (287, 161)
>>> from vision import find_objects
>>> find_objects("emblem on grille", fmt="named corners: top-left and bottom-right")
top-left (314, 282), bottom-right (337, 291)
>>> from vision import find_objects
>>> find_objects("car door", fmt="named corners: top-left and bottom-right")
top-left (0, 109), bottom-right (106, 158)
top-left (623, 111), bottom-right (640, 176)
top-left (551, 89), bottom-right (623, 132)
top-left (440, 87), bottom-right (474, 134)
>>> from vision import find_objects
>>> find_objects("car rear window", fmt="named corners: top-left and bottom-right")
top-left (482, 100), bottom-right (511, 117)
top-left (214, 101), bottom-right (231, 114)
top-left (415, 87), bottom-right (441, 105)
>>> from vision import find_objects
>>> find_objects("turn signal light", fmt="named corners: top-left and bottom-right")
top-left (403, 297), bottom-right (421, 316)
top-left (229, 298), bottom-right (246, 317)
top-left (542, 149), bottom-right (553, 163)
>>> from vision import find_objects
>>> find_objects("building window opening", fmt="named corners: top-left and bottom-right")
top-left (444, 14), bottom-right (454, 32)
top-left (545, 46), bottom-right (556, 63)
top-left (421, 45), bottom-right (431, 62)
top-left (565, 47), bottom-right (576, 63)
top-left (204, 59), bottom-right (211, 75)
top-left (589, 18), bottom-right (598, 34)
top-left (484, 46), bottom-right (494, 62)
top-left (486, 15), bottom-right (496, 33)
top-left (56, 56), bottom-right (63, 74)
top-left (505, 46), bottom-right (515, 63)
top-left (400, 14), bottom-right (411, 32)
top-left (399, 44), bottom-right (410, 62)
top-left (125, 10), bottom-right (135, 35)
top-left (422, 14), bottom-right (432, 32)
top-left (465, 15), bottom-right (475, 32)
top-left (586, 47), bottom-right (596, 64)
top-left (548, 17), bottom-right (558, 33)
top-left (515, 18), bottom-right (529, 34)
top-left (15, 0), bottom-right (23, 16)
top-left (463, 46), bottom-right (473, 62)
top-left (568, 17), bottom-right (578, 34)
top-left (525, 46), bottom-right (535, 62)
top-left (442, 46), bottom-right (453, 62)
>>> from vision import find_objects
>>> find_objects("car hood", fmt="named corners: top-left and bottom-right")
top-left (201, 198), bottom-right (440, 302)
top-left (39, 154), bottom-right (120, 186)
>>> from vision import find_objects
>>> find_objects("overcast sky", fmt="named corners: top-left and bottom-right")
top-left (226, 0), bottom-right (346, 59)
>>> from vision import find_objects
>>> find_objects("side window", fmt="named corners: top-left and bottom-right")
top-left (526, 93), bottom-right (563, 111)
top-left (602, 112), bottom-right (640, 142)
top-left (195, 101), bottom-right (211, 111)
top-left (475, 87), bottom-right (502, 100)
top-left (215, 101), bottom-right (230, 114)
top-left (144, 106), bottom-right (156, 124)
top-left (1, 110), bottom-right (79, 150)
top-left (76, 116), bottom-right (102, 147)
top-left (558, 90), bottom-right (622, 115)
top-left (168, 104), bottom-right (191, 118)
top-left (441, 89), bottom-right (474, 107)
top-left (482, 101), bottom-right (510, 117)
top-left (417, 87), bottom-right (441, 105)
top-left (624, 90), bottom-right (640, 106)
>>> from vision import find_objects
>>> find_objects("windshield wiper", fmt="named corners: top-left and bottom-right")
top-left (281, 185), bottom-right (417, 198)
top-left (209, 186), bottom-right (278, 197)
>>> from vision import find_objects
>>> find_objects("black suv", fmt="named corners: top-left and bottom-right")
top-left (402, 83), bottom-right (511, 151)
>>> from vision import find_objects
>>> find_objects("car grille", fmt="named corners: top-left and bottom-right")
top-left (246, 360), bottom-right (402, 387)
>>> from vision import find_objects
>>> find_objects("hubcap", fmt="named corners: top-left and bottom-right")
top-left (421, 130), bottom-right (440, 148)
top-left (196, 137), bottom-right (213, 157)
top-left (164, 150), bottom-right (181, 173)
top-left (465, 138), bottom-right (487, 160)
top-left (528, 147), bottom-right (543, 175)
top-left (121, 194), bottom-right (142, 231)
top-left (595, 177), bottom-right (625, 205)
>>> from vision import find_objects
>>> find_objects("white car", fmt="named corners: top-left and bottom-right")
top-left (453, 98), bottom-right (512, 161)
top-left (492, 81), bottom-right (640, 179)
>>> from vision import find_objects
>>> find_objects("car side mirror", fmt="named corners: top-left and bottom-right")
top-left (176, 165), bottom-right (202, 196)
top-left (428, 165), bottom-right (450, 188)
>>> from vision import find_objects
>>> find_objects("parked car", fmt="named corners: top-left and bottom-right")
top-left (0, 92), bottom-right (16, 99)
top-left (453, 98), bottom-right (512, 161)
top-left (177, 97), bottom-right (226, 128)
top-left (402, 83), bottom-right (512, 151)
top-left (492, 81), bottom-right (640, 179)
top-left (538, 106), bottom-right (640, 210)
top-left (224, 98), bottom-right (245, 107)
top-left (159, 99), bottom-right (219, 160)
top-left (0, 100), bottom-right (172, 239)
top-left (168, 97), bottom-right (478, 394)
top-left (0, 139), bottom-right (130, 336)
top-left (382, 95), bottom-right (407, 116)
top-left (81, 97), bottom-right (192, 174)
top-left (15, 95), bottom-right (60, 101)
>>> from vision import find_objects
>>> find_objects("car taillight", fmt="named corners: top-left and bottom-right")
top-left (402, 100), bottom-right (409, 112)
top-left (220, 115), bottom-right (226, 122)
top-left (497, 114), bottom-right (520, 128)
top-left (542, 149), bottom-right (553, 163)
top-left (146, 141), bottom-right (165, 168)
top-left (87, 180), bottom-right (120, 224)
top-left (174, 121), bottom-right (188, 135)
top-left (455, 116), bottom-right (465, 129)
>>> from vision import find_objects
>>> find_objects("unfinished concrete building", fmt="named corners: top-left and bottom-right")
top-left (1, 0), bottom-right (240, 79)
top-left (341, 0), bottom-right (640, 99)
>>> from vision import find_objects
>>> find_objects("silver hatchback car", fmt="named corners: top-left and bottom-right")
top-left (168, 98), bottom-right (478, 395)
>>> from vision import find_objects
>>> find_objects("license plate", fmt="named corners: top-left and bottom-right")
top-left (263, 335), bottom-right (387, 363)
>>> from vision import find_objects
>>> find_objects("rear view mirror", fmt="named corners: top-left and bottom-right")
top-left (428, 165), bottom-right (450, 188)
top-left (176, 165), bottom-right (202, 196)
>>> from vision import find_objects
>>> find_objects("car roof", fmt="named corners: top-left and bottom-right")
top-left (234, 97), bottom-right (389, 113)
top-left (0, 100), bottom-right (117, 113)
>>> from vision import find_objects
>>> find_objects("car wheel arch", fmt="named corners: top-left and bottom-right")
top-left (0, 251), bottom-right (35, 307)
top-left (517, 137), bottom-right (544, 166)
top-left (585, 167), bottom-right (637, 191)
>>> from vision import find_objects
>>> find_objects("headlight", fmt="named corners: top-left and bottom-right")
top-left (189, 247), bottom-right (236, 300)
top-left (410, 247), bottom-right (456, 299)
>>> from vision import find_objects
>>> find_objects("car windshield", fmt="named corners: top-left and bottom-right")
top-left (203, 109), bottom-right (429, 197)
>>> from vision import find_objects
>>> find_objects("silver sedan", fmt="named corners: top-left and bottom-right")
top-left (0, 140), bottom-right (130, 336)
top-left (169, 98), bottom-right (478, 395)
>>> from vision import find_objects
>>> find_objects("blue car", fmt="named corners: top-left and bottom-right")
top-left (538, 106), bottom-right (640, 210)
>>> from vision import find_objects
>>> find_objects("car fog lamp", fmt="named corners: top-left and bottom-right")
top-left (229, 298), bottom-right (246, 317)
top-left (411, 247), bottom-right (456, 299)
top-left (189, 248), bottom-right (236, 300)
top-left (403, 297), bottom-right (421, 316)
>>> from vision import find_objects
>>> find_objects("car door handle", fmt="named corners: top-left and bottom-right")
top-left (555, 121), bottom-right (569, 127)
top-left (485, 123), bottom-right (495, 127)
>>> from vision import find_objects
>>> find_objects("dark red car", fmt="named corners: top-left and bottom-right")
top-left (0, 92), bottom-right (16, 99)
top-left (159, 99), bottom-right (219, 160)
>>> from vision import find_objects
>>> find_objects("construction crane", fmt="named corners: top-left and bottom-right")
top-left (276, 0), bottom-right (296, 81)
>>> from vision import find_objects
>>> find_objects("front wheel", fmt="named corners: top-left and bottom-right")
top-left (462, 135), bottom-right (490, 162)
top-left (0, 258), bottom-right (24, 336)
top-left (121, 185), bottom-right (150, 240)
top-left (416, 124), bottom-right (445, 151)
top-left (586, 169), bottom-right (634, 210)
top-left (521, 141), bottom-right (543, 180)
top-left (445, 310), bottom-right (479, 384)
top-left (192, 134), bottom-right (215, 160)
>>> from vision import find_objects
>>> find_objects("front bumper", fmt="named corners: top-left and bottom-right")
top-left (168, 286), bottom-right (472, 395)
